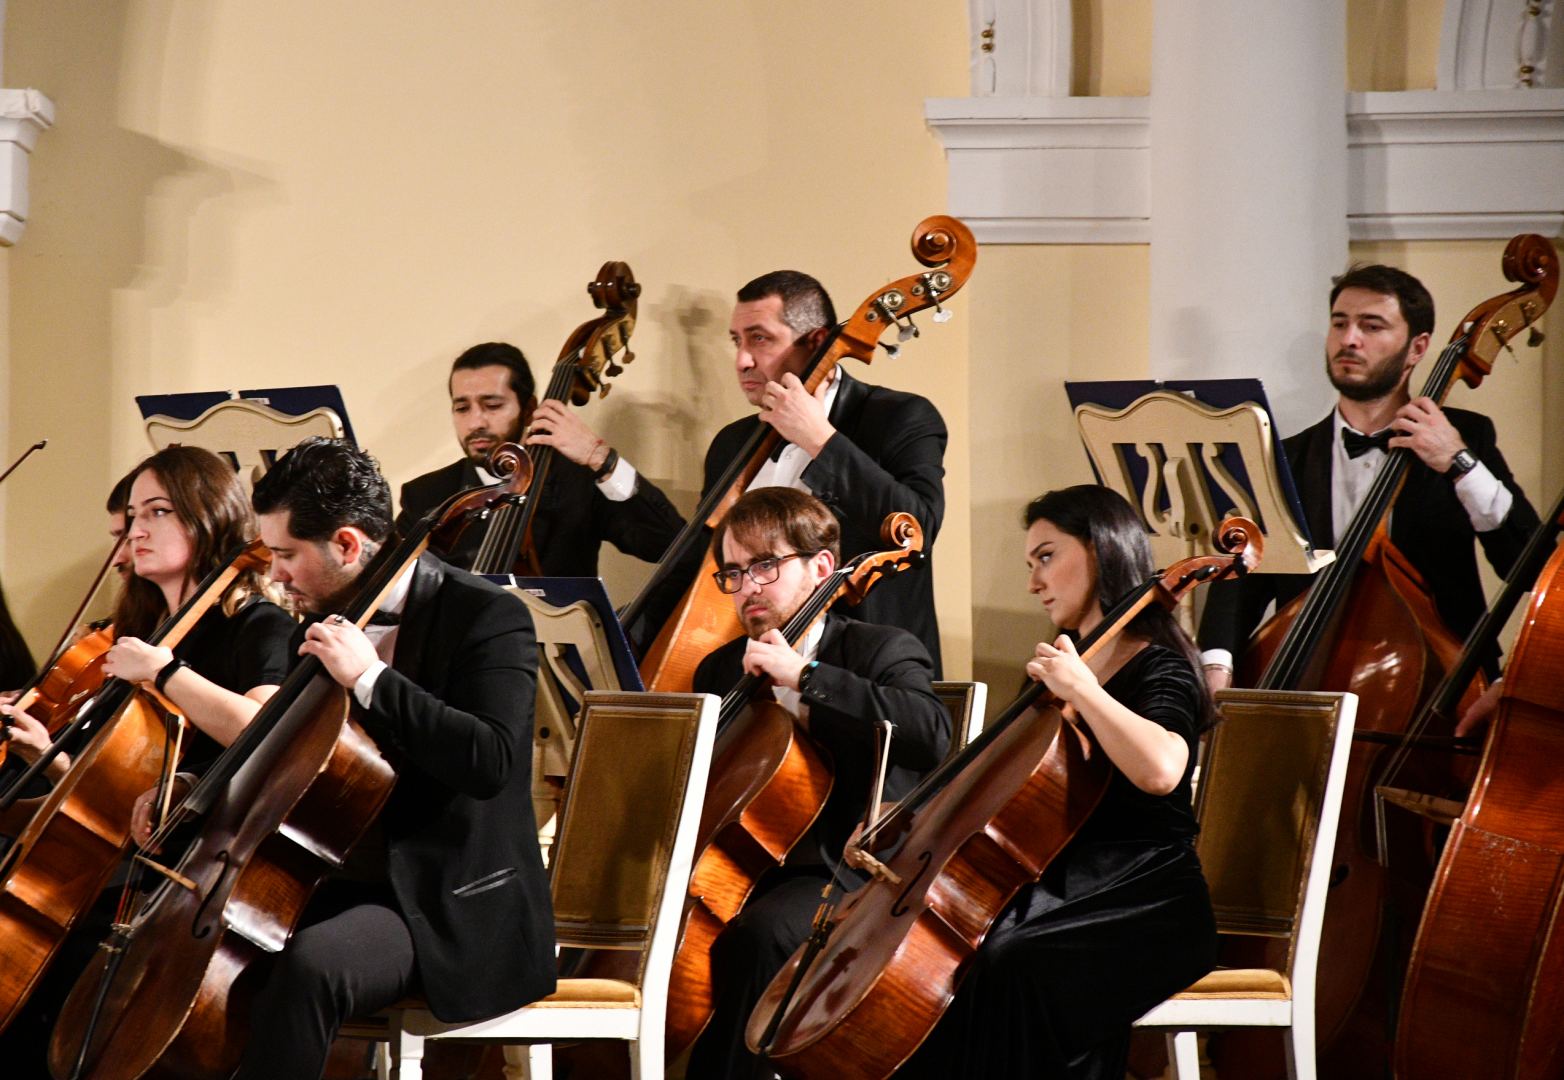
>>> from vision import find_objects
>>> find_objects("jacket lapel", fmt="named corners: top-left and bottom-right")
top-left (392, 553), bottom-right (446, 685)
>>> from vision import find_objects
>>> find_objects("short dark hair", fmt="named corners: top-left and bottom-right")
top-left (1330, 264), bottom-right (1435, 340)
top-left (252, 437), bottom-right (394, 544)
top-left (1023, 485), bottom-right (1215, 729)
top-left (736, 270), bottom-right (837, 339)
top-left (712, 487), bottom-right (840, 565)
top-left (448, 341), bottom-right (535, 403)
top-left (105, 468), bottom-right (136, 514)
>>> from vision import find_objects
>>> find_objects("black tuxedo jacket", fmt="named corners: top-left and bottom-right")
top-left (1199, 406), bottom-right (1539, 671)
top-left (693, 614), bottom-right (949, 866)
top-left (336, 554), bottom-right (555, 1021)
top-left (640, 370), bottom-right (946, 673)
top-left (396, 456), bottom-right (683, 576)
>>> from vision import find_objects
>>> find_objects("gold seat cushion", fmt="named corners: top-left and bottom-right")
top-left (1171, 968), bottom-right (1291, 1000)
top-left (531, 978), bottom-right (641, 1008)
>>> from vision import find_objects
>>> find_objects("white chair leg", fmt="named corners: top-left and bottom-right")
top-left (386, 1027), bottom-right (425, 1080)
top-left (1287, 1013), bottom-right (1313, 1080)
top-left (502, 1043), bottom-right (553, 1080)
top-left (1165, 1030), bottom-right (1201, 1079)
top-left (373, 1042), bottom-right (390, 1080)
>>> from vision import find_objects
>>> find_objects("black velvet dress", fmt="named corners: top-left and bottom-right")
top-left (896, 645), bottom-right (1219, 1079)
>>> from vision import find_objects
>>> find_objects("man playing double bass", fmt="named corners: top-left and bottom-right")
top-left (233, 437), bottom-right (554, 1079)
top-left (1199, 264), bottom-right (1539, 686)
top-left (584, 270), bottom-right (950, 674)
top-left (685, 486), bottom-right (950, 1079)
top-left (396, 340), bottom-right (684, 573)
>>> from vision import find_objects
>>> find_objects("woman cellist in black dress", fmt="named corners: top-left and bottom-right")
top-left (0, 445), bottom-right (294, 1074)
top-left (897, 485), bottom-right (1218, 1079)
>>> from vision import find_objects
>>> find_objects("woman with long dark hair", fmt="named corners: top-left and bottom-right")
top-left (897, 484), bottom-right (1218, 1079)
top-left (1, 446), bottom-right (294, 781)
top-left (0, 446), bottom-right (296, 1075)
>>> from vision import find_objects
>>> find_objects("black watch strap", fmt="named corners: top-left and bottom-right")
top-left (1445, 448), bottom-right (1478, 481)
top-left (592, 448), bottom-right (620, 482)
top-left (154, 656), bottom-right (188, 694)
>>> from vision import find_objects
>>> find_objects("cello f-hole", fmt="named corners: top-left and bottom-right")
top-left (192, 850), bottom-right (233, 938)
top-left (890, 850), bottom-right (933, 918)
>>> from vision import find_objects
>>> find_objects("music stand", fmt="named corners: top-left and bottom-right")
top-left (136, 385), bottom-right (354, 490)
top-left (1067, 378), bottom-right (1334, 576)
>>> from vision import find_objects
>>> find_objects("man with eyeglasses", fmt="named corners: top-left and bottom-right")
top-left (684, 485), bottom-right (949, 1080)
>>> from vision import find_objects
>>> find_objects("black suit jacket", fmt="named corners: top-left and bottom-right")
top-left (692, 614), bottom-right (949, 866)
top-left (397, 456), bottom-right (683, 576)
top-left (1199, 406), bottom-right (1539, 671)
top-left (635, 370), bottom-right (946, 673)
top-left (345, 555), bottom-right (555, 1021)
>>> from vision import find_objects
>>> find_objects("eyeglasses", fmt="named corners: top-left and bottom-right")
top-left (711, 551), bottom-right (816, 594)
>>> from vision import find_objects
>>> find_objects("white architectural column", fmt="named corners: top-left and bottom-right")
top-left (1149, 2), bottom-right (1348, 434)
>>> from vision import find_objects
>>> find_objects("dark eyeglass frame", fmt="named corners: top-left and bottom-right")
top-left (711, 551), bottom-right (819, 594)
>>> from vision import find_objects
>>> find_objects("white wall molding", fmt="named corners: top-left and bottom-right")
top-left (926, 88), bottom-right (1564, 243)
top-left (0, 87), bottom-right (54, 246)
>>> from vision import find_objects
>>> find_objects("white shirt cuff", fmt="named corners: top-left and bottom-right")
top-left (596, 457), bottom-right (638, 502)
top-left (354, 660), bottom-right (388, 709)
top-left (1453, 462), bottom-right (1512, 533)
top-left (1200, 648), bottom-right (1235, 671)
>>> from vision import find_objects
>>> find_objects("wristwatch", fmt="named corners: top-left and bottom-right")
top-left (1445, 448), bottom-right (1478, 482)
top-left (797, 660), bottom-right (820, 696)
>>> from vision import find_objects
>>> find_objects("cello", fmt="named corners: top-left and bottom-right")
top-left (1217, 234), bottom-right (1557, 1076)
top-left (1393, 484), bottom-right (1564, 1078)
top-left (47, 453), bottom-right (533, 1080)
top-left (665, 511), bottom-right (924, 1060)
top-left (0, 540), bottom-right (271, 1036)
top-left (621, 215), bottom-right (976, 693)
top-left (469, 261), bottom-right (641, 575)
top-left (746, 520), bottom-right (1260, 1079)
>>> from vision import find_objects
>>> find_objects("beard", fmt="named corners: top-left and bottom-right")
top-left (1326, 337), bottom-right (1412, 403)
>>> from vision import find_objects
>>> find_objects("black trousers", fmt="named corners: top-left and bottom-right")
top-left (685, 865), bottom-right (833, 1080)
top-left (234, 882), bottom-right (418, 1080)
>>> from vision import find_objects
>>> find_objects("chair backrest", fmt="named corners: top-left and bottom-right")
top-left (548, 690), bottom-right (717, 988)
top-left (1196, 689), bottom-right (1357, 981)
top-left (932, 680), bottom-right (987, 758)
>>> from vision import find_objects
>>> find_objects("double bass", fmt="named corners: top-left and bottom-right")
top-left (469, 261), bottom-right (641, 575)
top-left (621, 215), bottom-right (976, 692)
top-left (48, 457), bottom-right (533, 1080)
top-left (1219, 234), bottom-right (1557, 1076)
top-left (665, 511), bottom-right (925, 1060)
top-left (746, 520), bottom-right (1260, 1078)
top-left (1393, 483), bottom-right (1564, 1078)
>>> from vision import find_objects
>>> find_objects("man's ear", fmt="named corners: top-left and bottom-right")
top-left (1405, 331), bottom-right (1432, 370)
top-left (330, 526), bottom-right (365, 567)
top-left (810, 548), bottom-right (836, 582)
top-left (521, 395), bottom-right (539, 427)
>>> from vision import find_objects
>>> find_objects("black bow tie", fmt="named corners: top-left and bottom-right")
top-left (367, 610), bottom-right (401, 627)
top-left (1342, 427), bottom-right (1394, 459)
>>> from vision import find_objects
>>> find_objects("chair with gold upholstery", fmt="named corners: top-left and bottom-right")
top-left (376, 690), bottom-right (719, 1080)
top-left (931, 679), bottom-right (987, 758)
top-left (1133, 689), bottom-right (1358, 1080)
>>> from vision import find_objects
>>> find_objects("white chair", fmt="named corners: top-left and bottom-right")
top-left (377, 689), bottom-right (718, 1080)
top-left (1134, 689), bottom-right (1358, 1080)
top-left (931, 679), bottom-right (987, 757)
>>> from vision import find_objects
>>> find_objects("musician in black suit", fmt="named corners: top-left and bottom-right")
top-left (1199, 264), bottom-right (1539, 689)
top-left (616, 271), bottom-right (948, 673)
top-left (395, 341), bottom-right (683, 574)
top-left (233, 437), bottom-right (554, 1080)
top-left (685, 486), bottom-right (949, 1080)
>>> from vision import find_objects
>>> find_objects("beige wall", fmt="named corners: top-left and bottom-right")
top-left (2, 1), bottom-right (974, 669)
top-left (3, 2), bottom-right (1554, 693)
top-left (967, 2), bottom-right (1561, 692)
